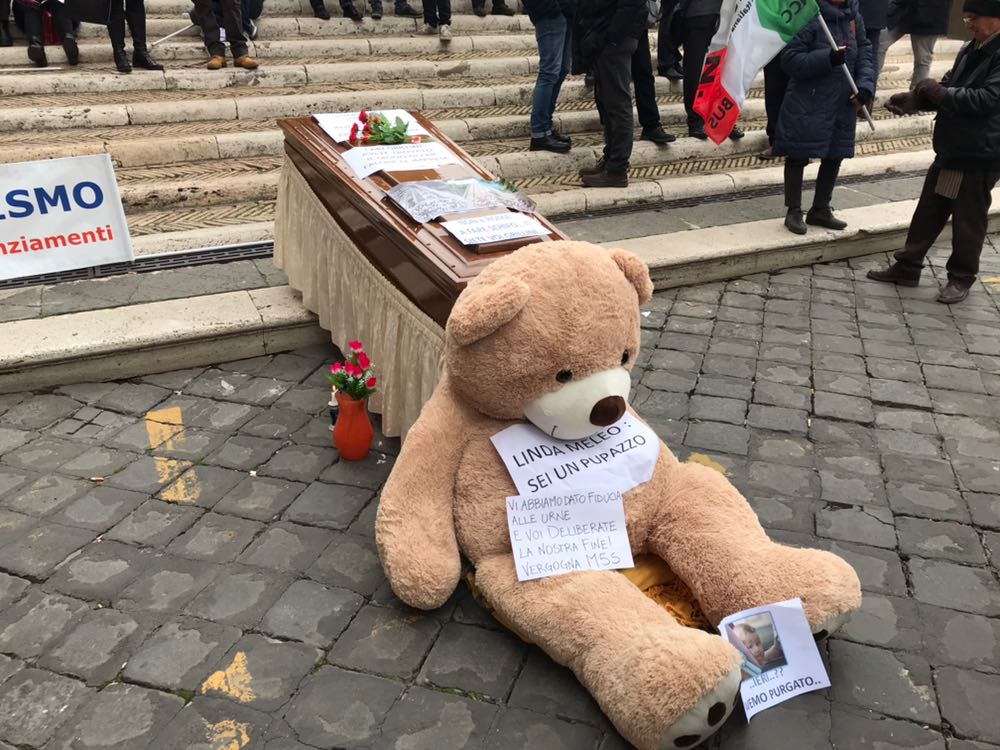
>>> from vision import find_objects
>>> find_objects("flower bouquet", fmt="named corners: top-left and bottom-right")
top-left (327, 340), bottom-right (377, 461)
top-left (349, 109), bottom-right (422, 146)
top-left (328, 339), bottom-right (378, 399)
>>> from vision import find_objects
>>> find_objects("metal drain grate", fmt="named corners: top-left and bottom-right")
top-left (0, 242), bottom-right (275, 291)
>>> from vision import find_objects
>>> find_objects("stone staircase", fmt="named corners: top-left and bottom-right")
top-left (0, 5), bottom-right (979, 387)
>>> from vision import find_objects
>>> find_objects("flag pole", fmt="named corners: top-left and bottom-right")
top-left (816, 13), bottom-right (876, 131)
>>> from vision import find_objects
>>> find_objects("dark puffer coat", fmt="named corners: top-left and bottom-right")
top-left (773, 0), bottom-right (877, 160)
top-left (885, 0), bottom-right (951, 36)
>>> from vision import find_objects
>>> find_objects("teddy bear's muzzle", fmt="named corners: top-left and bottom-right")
top-left (590, 395), bottom-right (626, 426)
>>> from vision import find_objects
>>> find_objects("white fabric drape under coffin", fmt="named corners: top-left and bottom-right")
top-left (274, 158), bottom-right (445, 439)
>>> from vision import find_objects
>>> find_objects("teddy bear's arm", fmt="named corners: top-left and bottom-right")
top-left (375, 379), bottom-right (467, 610)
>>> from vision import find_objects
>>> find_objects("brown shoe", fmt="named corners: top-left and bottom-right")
top-left (234, 55), bottom-right (259, 69)
top-left (581, 170), bottom-right (628, 188)
top-left (578, 158), bottom-right (606, 177)
top-left (207, 55), bottom-right (226, 70)
top-left (936, 280), bottom-right (971, 304)
top-left (866, 263), bottom-right (920, 287)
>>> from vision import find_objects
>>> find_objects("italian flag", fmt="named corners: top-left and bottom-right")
top-left (693, 0), bottom-right (819, 144)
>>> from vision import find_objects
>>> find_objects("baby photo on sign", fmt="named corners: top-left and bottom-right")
top-left (726, 613), bottom-right (787, 679)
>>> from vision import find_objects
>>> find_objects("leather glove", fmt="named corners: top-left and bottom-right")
top-left (886, 90), bottom-right (919, 115)
top-left (830, 46), bottom-right (846, 66)
top-left (915, 78), bottom-right (947, 106)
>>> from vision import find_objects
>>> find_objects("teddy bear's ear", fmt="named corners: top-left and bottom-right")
top-left (609, 248), bottom-right (654, 305)
top-left (447, 276), bottom-right (532, 347)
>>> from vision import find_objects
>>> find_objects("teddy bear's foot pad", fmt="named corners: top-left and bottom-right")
top-left (657, 664), bottom-right (742, 749)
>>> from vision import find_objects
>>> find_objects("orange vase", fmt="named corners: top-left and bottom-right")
top-left (333, 392), bottom-right (374, 461)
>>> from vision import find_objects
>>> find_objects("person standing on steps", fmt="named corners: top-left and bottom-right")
top-left (633, 24), bottom-right (677, 144)
top-left (774, 0), bottom-right (875, 236)
top-left (192, 0), bottom-right (259, 69)
top-left (1, 0), bottom-right (12, 47)
top-left (310, 0), bottom-right (363, 21)
top-left (868, 0), bottom-right (1000, 304)
top-left (107, 0), bottom-right (163, 73)
top-left (526, 0), bottom-right (574, 153)
top-left (657, 0), bottom-right (684, 80)
top-left (877, 0), bottom-right (951, 89)
top-left (572, 0), bottom-right (648, 187)
top-left (680, 0), bottom-right (745, 140)
top-left (472, 0), bottom-right (514, 16)
top-left (17, 0), bottom-right (77, 67)
top-left (422, 0), bottom-right (451, 41)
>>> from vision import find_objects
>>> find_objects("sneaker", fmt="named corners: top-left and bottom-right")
top-left (206, 54), bottom-right (226, 69)
top-left (784, 209), bottom-right (806, 235)
top-left (396, 2), bottom-right (422, 16)
top-left (806, 206), bottom-right (847, 230)
top-left (937, 280), bottom-right (970, 304)
top-left (529, 134), bottom-right (570, 154)
top-left (423, 22), bottom-right (436, 33)
top-left (640, 125), bottom-right (676, 144)
top-left (234, 54), bottom-right (258, 69)
top-left (343, 2), bottom-right (363, 20)
top-left (866, 263), bottom-right (921, 287)
top-left (439, 23), bottom-right (452, 40)
top-left (581, 170), bottom-right (628, 188)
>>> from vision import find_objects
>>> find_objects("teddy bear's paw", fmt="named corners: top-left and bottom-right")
top-left (657, 663), bottom-right (742, 749)
top-left (812, 610), bottom-right (851, 642)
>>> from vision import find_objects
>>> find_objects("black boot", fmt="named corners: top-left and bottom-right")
top-left (108, 15), bottom-right (130, 72)
top-left (471, 0), bottom-right (486, 14)
top-left (0, 21), bottom-right (12, 47)
top-left (371, 0), bottom-right (383, 17)
top-left (806, 206), bottom-right (847, 230)
top-left (783, 158), bottom-right (806, 234)
top-left (27, 39), bottom-right (47, 67)
top-left (125, 2), bottom-right (163, 70)
top-left (133, 49), bottom-right (163, 70)
top-left (62, 33), bottom-right (79, 65)
top-left (491, 1), bottom-right (514, 13)
top-left (784, 209), bottom-right (807, 235)
top-left (113, 46), bottom-right (132, 72)
top-left (311, 0), bottom-right (331, 19)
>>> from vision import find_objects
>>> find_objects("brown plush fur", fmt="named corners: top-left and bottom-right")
top-left (376, 241), bottom-right (861, 750)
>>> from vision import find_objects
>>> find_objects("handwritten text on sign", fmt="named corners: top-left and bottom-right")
top-left (507, 489), bottom-right (634, 581)
top-left (339, 142), bottom-right (460, 179)
top-left (0, 154), bottom-right (133, 283)
top-left (441, 212), bottom-right (549, 246)
top-left (492, 414), bottom-right (660, 496)
top-left (314, 110), bottom-right (430, 143)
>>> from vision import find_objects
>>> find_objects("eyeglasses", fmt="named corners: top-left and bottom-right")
top-left (963, 15), bottom-right (978, 24)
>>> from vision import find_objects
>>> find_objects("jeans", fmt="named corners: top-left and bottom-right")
top-left (878, 27), bottom-right (937, 89)
top-left (594, 36), bottom-right (639, 173)
top-left (529, 14), bottom-right (571, 138)
top-left (424, 0), bottom-right (451, 26)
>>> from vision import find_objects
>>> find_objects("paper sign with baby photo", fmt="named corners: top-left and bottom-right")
top-left (491, 414), bottom-right (660, 497)
top-left (719, 598), bottom-right (830, 720)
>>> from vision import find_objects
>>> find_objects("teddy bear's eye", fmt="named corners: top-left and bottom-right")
top-left (621, 350), bottom-right (630, 365)
top-left (556, 370), bottom-right (573, 383)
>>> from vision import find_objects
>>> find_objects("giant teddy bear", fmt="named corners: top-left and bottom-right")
top-left (375, 241), bottom-right (861, 749)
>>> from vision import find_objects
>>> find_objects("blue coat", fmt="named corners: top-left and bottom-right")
top-left (773, 0), bottom-right (877, 161)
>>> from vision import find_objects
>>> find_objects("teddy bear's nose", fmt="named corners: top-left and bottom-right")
top-left (590, 396), bottom-right (626, 427)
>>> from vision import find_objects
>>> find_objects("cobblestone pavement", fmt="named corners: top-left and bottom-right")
top-left (0, 241), bottom-right (999, 750)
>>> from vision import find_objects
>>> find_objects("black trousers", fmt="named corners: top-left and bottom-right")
top-left (895, 165), bottom-right (1000, 283)
top-left (763, 57), bottom-right (789, 145)
top-left (108, 0), bottom-right (149, 51)
top-left (657, 0), bottom-right (681, 71)
top-left (682, 13), bottom-right (717, 126)
top-left (23, 0), bottom-right (72, 41)
top-left (631, 29), bottom-right (660, 131)
top-left (192, 0), bottom-right (247, 57)
top-left (594, 37), bottom-right (639, 174)
top-left (1, 0), bottom-right (9, 23)
top-left (784, 157), bottom-right (842, 210)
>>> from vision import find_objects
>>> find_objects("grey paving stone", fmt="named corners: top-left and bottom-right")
top-left (94, 383), bottom-right (172, 415)
top-left (148, 696), bottom-right (272, 749)
top-left (0, 572), bottom-right (29, 610)
top-left (703, 354), bottom-right (756, 379)
top-left (319, 452), bottom-right (395, 489)
top-left (812, 333), bottom-right (863, 355)
top-left (151, 427), bottom-right (230, 461)
top-left (693, 375), bottom-right (754, 401)
top-left (289, 416), bottom-right (335, 448)
top-left (867, 357), bottom-right (923, 381)
top-left (923, 364), bottom-right (987, 393)
top-left (649, 348), bottom-right (704, 372)
top-left (829, 704), bottom-right (945, 750)
top-left (836, 593), bottom-right (922, 652)
top-left (200, 634), bottom-right (320, 712)
top-left (167, 512), bottom-right (263, 563)
top-left (0, 668), bottom-right (90, 747)
top-left (822, 541), bottom-right (908, 596)
top-left (114, 555), bottom-right (220, 615)
top-left (37, 608), bottom-right (146, 685)
top-left (0, 654), bottom-right (24, 688)
top-left (374, 686), bottom-right (498, 750)
top-left (103, 418), bottom-right (183, 452)
top-left (918, 603), bottom-right (1000, 674)
top-left (633, 388), bottom-right (689, 421)
top-left (105, 499), bottom-right (203, 547)
top-left (0, 466), bottom-right (33, 500)
top-left (349, 499), bottom-right (379, 538)
top-left (816, 446), bottom-right (882, 477)
top-left (752, 380), bottom-right (812, 411)
top-left (715, 693), bottom-right (831, 750)
top-left (240, 409), bottom-right (311, 440)
top-left (935, 414), bottom-right (1000, 441)
top-left (0, 509), bottom-right (38, 548)
top-left (1, 394), bottom-right (82, 430)
top-left (508, 647), bottom-right (602, 723)
top-left (138, 367), bottom-right (204, 390)
top-left (929, 388), bottom-right (999, 418)
top-left (0, 522), bottom-right (95, 579)
top-left (886, 482), bottom-right (969, 522)
top-left (883, 456), bottom-right (958, 490)
top-left (259, 579), bottom-right (363, 648)
top-left (747, 404), bottom-right (809, 434)
top-left (748, 461), bottom-right (819, 499)
top-left (756, 362), bottom-right (812, 386)
top-left (282, 481), bottom-right (373, 530)
top-left (685, 422), bottom-right (749, 456)
top-left (0, 474), bottom-right (89, 516)
top-left (204, 434), bottom-right (283, 471)
top-left (748, 434), bottom-right (814, 467)
top-left (45, 540), bottom-right (149, 603)
top-left (237, 521), bottom-right (332, 573)
top-left (184, 564), bottom-right (293, 628)
top-left (256, 352), bottom-right (324, 383)
top-left (968, 492), bottom-right (1000, 530)
top-left (817, 505), bottom-right (896, 548)
top-left (747, 494), bottom-right (817, 533)
top-left (2, 436), bottom-right (89, 472)
top-left (874, 408), bottom-right (939, 435)
top-left (418, 622), bottom-right (525, 700)
top-left (104, 456), bottom-right (192, 494)
top-left (870, 379), bottom-right (933, 409)
top-left (50, 485), bottom-right (147, 532)
top-left (123, 616), bottom-right (242, 691)
top-left (46, 682), bottom-right (184, 750)
top-left (327, 604), bottom-right (440, 679)
top-left (896, 518), bottom-right (986, 564)
top-left (0, 589), bottom-right (89, 659)
top-left (952, 456), bottom-right (1000, 493)
top-left (272, 384), bottom-right (330, 415)
top-left (813, 392), bottom-right (875, 423)
top-left (484, 707), bottom-right (603, 750)
top-left (0, 427), bottom-right (34, 455)
top-left (908, 557), bottom-right (1000, 616)
top-left (146, 395), bottom-right (261, 431)
top-left (662, 317), bottom-right (714, 337)
top-left (936, 667), bottom-right (1000, 744)
top-left (810, 419), bottom-right (877, 450)
top-left (185, 369), bottom-right (293, 407)
top-left (213, 476), bottom-right (305, 522)
top-left (828, 640), bottom-right (939, 724)
top-left (688, 395), bottom-right (746, 425)
top-left (283, 666), bottom-right (402, 749)
top-left (307, 531), bottom-right (384, 596)
top-left (823, 470), bottom-right (886, 508)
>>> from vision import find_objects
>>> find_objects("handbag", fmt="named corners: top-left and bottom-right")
top-left (65, 0), bottom-right (114, 24)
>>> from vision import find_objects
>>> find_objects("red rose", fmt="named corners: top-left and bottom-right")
top-left (358, 352), bottom-right (371, 369)
top-left (366, 377), bottom-right (377, 389)
top-left (359, 109), bottom-right (368, 122)
top-left (348, 340), bottom-right (364, 353)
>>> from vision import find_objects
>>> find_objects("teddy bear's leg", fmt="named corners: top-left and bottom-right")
top-left (645, 461), bottom-right (861, 636)
top-left (475, 554), bottom-right (743, 750)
